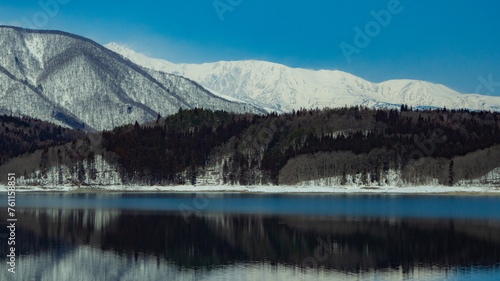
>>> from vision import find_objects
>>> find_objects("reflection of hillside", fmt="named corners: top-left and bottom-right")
top-left (2, 209), bottom-right (500, 272)
top-left (4, 246), bottom-right (483, 281)
top-left (281, 216), bottom-right (500, 244)
top-left (0, 208), bottom-right (121, 261)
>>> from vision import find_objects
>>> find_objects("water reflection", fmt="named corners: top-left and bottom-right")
top-left (1, 205), bottom-right (500, 280)
top-left (9, 193), bottom-right (500, 219)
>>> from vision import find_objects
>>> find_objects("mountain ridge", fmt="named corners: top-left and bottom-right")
top-left (0, 26), bottom-right (262, 131)
top-left (105, 42), bottom-right (500, 113)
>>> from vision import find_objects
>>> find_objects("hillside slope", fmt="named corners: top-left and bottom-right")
top-left (0, 26), bottom-right (262, 131)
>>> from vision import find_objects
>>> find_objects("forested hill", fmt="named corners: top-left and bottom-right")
top-left (1, 107), bottom-right (500, 187)
top-left (0, 114), bottom-right (84, 165)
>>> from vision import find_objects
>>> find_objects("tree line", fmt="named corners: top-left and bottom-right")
top-left (101, 107), bottom-right (500, 186)
top-left (2, 107), bottom-right (500, 186)
top-left (0, 114), bottom-right (83, 165)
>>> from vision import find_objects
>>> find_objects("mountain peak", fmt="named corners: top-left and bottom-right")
top-left (0, 30), bottom-right (262, 130)
top-left (105, 43), bottom-right (500, 113)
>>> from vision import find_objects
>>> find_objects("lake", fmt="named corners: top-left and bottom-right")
top-left (1, 192), bottom-right (500, 280)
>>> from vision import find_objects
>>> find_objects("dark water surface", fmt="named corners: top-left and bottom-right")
top-left (1, 193), bottom-right (500, 280)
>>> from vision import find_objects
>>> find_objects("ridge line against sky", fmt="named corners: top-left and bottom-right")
top-left (103, 42), bottom-right (475, 96)
top-left (0, 0), bottom-right (499, 96)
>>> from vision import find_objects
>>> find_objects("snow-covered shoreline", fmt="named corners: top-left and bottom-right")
top-left (1, 184), bottom-right (500, 194)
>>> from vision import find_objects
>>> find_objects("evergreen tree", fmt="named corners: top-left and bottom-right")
top-left (448, 160), bottom-right (455, 186)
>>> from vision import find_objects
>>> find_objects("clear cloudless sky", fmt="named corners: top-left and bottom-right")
top-left (1, 0), bottom-right (499, 95)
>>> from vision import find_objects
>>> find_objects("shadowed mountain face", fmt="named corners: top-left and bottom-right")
top-left (0, 26), bottom-right (262, 131)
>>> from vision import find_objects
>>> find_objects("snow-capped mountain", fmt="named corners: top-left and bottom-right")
top-left (106, 42), bottom-right (500, 113)
top-left (0, 26), bottom-right (262, 131)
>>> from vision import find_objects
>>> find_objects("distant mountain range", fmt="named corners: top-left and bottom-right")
top-left (1, 26), bottom-right (499, 132)
top-left (0, 26), bottom-right (262, 131)
top-left (106, 42), bottom-right (500, 113)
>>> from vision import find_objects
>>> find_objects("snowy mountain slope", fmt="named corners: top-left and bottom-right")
top-left (0, 26), bottom-right (263, 131)
top-left (106, 42), bottom-right (500, 113)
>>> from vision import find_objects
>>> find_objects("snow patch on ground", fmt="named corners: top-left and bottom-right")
top-left (1, 184), bottom-right (499, 194)
top-left (16, 154), bottom-right (122, 186)
top-left (24, 34), bottom-right (45, 66)
top-left (457, 167), bottom-right (500, 186)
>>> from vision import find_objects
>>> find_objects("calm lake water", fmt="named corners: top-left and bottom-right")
top-left (1, 193), bottom-right (500, 281)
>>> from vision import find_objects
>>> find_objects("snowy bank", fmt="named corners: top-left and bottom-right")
top-left (1, 184), bottom-right (499, 194)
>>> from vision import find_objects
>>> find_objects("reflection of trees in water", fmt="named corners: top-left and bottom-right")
top-left (3, 209), bottom-right (500, 271)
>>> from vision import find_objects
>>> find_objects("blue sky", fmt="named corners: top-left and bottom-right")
top-left (1, 0), bottom-right (500, 95)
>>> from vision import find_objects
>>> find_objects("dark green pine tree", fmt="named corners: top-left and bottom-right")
top-left (448, 160), bottom-right (455, 186)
